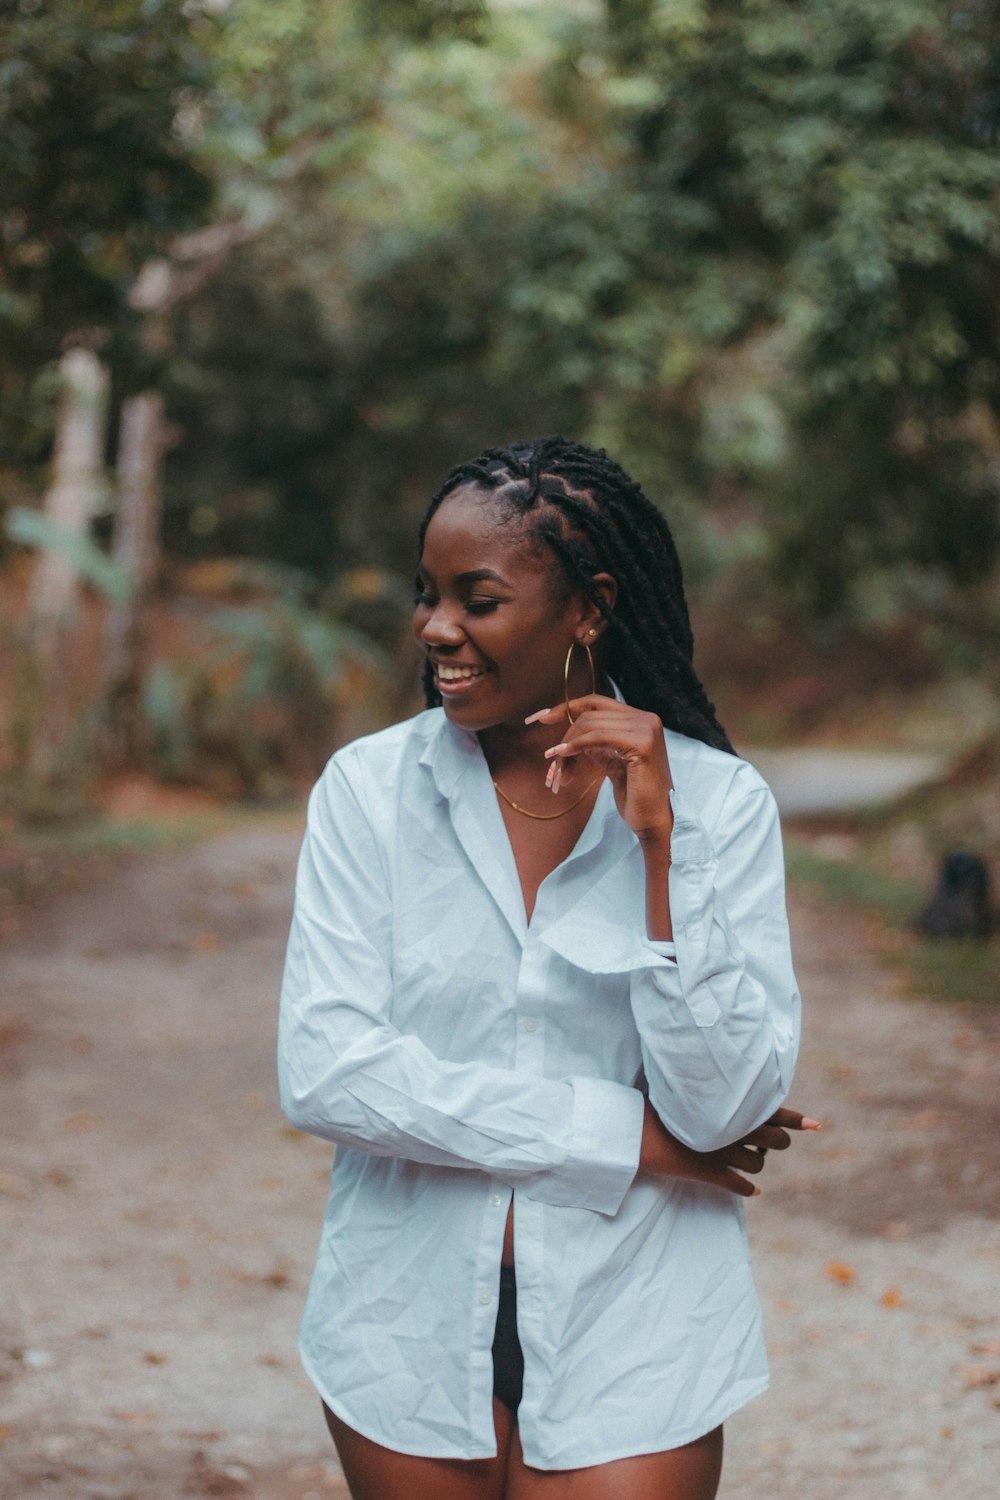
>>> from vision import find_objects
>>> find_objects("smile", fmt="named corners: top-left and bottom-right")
top-left (434, 664), bottom-right (489, 683)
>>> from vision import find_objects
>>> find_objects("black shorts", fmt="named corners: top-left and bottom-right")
top-left (491, 1264), bottom-right (523, 1414)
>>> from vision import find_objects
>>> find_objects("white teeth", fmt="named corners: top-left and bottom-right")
top-left (436, 665), bottom-right (486, 682)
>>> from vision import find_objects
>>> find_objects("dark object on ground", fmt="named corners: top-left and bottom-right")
top-left (916, 851), bottom-right (993, 939)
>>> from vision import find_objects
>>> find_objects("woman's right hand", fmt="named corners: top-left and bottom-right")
top-left (638, 1100), bottom-right (820, 1198)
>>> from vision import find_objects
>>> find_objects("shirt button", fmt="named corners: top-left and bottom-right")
top-left (489, 1192), bottom-right (502, 1207)
top-left (477, 1289), bottom-right (492, 1306)
top-left (522, 1018), bottom-right (539, 1032)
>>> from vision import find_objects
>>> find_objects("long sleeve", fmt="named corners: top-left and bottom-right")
top-left (278, 753), bottom-right (644, 1215)
top-left (628, 781), bottom-right (800, 1150)
top-left (539, 770), bottom-right (800, 1153)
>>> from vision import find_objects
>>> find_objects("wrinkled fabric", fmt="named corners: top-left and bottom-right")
top-left (278, 704), bottom-right (800, 1469)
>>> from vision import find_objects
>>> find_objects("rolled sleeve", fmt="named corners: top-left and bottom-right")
top-left (539, 775), bottom-right (800, 1154)
top-left (629, 781), bottom-right (800, 1150)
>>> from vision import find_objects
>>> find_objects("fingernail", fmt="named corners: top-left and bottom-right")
top-left (752, 1187), bottom-right (762, 1197)
top-left (544, 744), bottom-right (568, 758)
top-left (802, 1118), bottom-right (822, 1130)
top-left (552, 764), bottom-right (562, 794)
top-left (545, 762), bottom-right (555, 788)
top-left (524, 708), bottom-right (550, 724)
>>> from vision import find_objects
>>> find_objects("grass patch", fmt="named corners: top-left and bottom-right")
top-left (785, 842), bottom-right (922, 925)
top-left (786, 837), bottom-right (998, 1006)
top-left (917, 940), bottom-right (998, 1006)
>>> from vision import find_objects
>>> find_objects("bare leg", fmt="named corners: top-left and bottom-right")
top-left (505, 1423), bottom-right (723, 1500)
top-left (323, 1399), bottom-right (516, 1500)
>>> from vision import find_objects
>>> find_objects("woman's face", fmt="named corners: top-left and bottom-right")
top-left (413, 486), bottom-right (601, 733)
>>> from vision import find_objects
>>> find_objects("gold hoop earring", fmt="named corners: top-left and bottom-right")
top-left (564, 638), bottom-right (596, 725)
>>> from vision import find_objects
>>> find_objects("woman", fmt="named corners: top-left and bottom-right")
top-left (279, 436), bottom-right (812, 1500)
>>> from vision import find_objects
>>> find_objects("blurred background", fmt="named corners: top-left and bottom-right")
top-left (2, 3), bottom-right (1000, 1498)
top-left (4, 0), bottom-right (1000, 811)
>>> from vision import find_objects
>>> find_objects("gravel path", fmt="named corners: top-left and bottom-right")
top-left (744, 747), bottom-right (945, 816)
top-left (1, 824), bottom-right (997, 1499)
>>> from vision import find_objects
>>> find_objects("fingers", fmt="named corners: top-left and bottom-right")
top-left (743, 1124), bottom-right (791, 1152)
top-left (722, 1144), bottom-right (767, 1174)
top-left (525, 695), bottom-right (619, 726)
top-left (710, 1168), bottom-right (761, 1199)
top-left (766, 1107), bottom-right (822, 1131)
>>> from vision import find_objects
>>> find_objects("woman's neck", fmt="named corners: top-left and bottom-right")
top-left (477, 719), bottom-right (551, 778)
top-left (477, 671), bottom-right (613, 776)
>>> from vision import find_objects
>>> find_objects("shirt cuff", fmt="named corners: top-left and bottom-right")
top-left (668, 787), bottom-right (716, 865)
top-left (567, 1077), bottom-right (644, 1216)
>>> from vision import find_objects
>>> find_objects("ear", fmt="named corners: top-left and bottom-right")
top-left (576, 572), bottom-right (617, 642)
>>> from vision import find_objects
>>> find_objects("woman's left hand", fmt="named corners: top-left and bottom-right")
top-left (529, 694), bottom-right (673, 842)
top-left (697, 1106), bottom-right (823, 1188)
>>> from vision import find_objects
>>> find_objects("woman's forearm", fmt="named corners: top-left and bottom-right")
top-left (641, 830), bottom-right (673, 942)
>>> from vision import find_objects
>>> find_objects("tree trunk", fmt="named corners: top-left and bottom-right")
top-left (26, 348), bottom-right (110, 787)
top-left (102, 391), bottom-right (167, 766)
top-left (28, 348), bottom-right (110, 631)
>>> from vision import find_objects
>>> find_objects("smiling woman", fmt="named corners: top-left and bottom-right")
top-left (278, 436), bottom-right (812, 1500)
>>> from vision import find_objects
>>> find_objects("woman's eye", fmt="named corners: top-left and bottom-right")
top-left (413, 588), bottom-right (436, 607)
top-left (466, 598), bottom-right (501, 614)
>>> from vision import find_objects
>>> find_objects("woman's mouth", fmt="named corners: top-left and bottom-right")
top-left (433, 663), bottom-right (490, 695)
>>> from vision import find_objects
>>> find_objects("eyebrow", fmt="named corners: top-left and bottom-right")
top-left (417, 565), bottom-right (513, 589)
top-left (456, 568), bottom-right (512, 587)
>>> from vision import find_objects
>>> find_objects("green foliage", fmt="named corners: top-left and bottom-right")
top-left (142, 564), bottom-right (388, 795)
top-left (593, 0), bottom-right (1000, 614)
top-left (5, 505), bottom-right (133, 603)
top-left (6, 0), bottom-right (1000, 721)
top-left (0, 0), bottom-right (214, 458)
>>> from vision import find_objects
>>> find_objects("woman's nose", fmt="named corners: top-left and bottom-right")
top-left (419, 602), bottom-right (465, 646)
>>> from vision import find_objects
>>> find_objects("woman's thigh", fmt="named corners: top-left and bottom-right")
top-left (504, 1423), bottom-right (723, 1500)
top-left (323, 1399), bottom-right (517, 1500)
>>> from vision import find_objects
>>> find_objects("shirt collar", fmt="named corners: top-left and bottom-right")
top-left (417, 675), bottom-right (627, 799)
top-left (416, 678), bottom-right (634, 945)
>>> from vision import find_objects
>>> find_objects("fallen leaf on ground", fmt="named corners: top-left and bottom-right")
top-left (961, 1366), bottom-right (1000, 1391)
top-left (142, 1351), bottom-right (168, 1365)
top-left (825, 1260), bottom-right (856, 1286)
top-left (880, 1286), bottom-right (904, 1308)
top-left (970, 1341), bottom-right (1000, 1356)
top-left (108, 1409), bottom-right (159, 1422)
top-left (227, 1264), bottom-right (291, 1289)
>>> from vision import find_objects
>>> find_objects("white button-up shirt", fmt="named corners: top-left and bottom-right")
top-left (278, 704), bottom-right (800, 1469)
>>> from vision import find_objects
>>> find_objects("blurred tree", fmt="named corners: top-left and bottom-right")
top-left (567, 0), bottom-right (1000, 616)
top-left (9, 0), bottom-right (997, 637)
top-left (156, 0), bottom-right (577, 574)
top-left (0, 0), bottom-right (214, 463)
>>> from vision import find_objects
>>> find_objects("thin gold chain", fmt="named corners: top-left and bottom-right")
top-left (492, 775), bottom-right (602, 821)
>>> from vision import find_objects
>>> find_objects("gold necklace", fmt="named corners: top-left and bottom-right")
top-left (492, 775), bottom-right (602, 821)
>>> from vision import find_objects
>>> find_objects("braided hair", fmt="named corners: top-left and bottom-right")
top-left (417, 436), bottom-right (734, 754)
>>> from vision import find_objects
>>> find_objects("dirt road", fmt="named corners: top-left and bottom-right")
top-left (1, 823), bottom-right (998, 1499)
